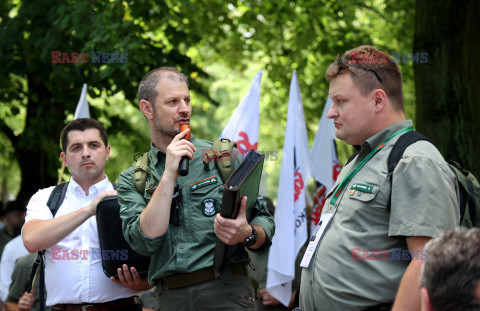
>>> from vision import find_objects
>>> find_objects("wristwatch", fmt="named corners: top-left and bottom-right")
top-left (243, 225), bottom-right (258, 247)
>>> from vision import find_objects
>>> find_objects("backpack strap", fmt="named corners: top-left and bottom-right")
top-left (448, 161), bottom-right (477, 226)
top-left (386, 131), bottom-right (431, 212)
top-left (211, 138), bottom-right (237, 182)
top-left (46, 182), bottom-right (69, 217)
top-left (28, 183), bottom-right (68, 311)
top-left (133, 152), bottom-right (152, 194)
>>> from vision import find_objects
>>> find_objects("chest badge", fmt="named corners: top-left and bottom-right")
top-left (190, 176), bottom-right (218, 192)
top-left (202, 199), bottom-right (217, 216)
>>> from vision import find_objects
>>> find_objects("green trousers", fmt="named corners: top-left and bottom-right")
top-left (155, 268), bottom-right (255, 311)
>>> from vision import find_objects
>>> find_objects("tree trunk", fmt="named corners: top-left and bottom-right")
top-left (414, 0), bottom-right (480, 177)
top-left (14, 73), bottom-right (64, 207)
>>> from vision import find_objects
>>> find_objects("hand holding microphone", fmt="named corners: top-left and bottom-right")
top-left (178, 125), bottom-right (191, 176)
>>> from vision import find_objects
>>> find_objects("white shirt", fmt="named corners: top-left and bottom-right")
top-left (24, 176), bottom-right (138, 306)
top-left (0, 235), bottom-right (29, 301)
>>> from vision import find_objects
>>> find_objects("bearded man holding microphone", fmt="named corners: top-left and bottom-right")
top-left (117, 67), bottom-right (274, 310)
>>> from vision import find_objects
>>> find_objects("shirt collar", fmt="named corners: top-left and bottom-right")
top-left (149, 134), bottom-right (197, 166)
top-left (69, 175), bottom-right (110, 197)
top-left (359, 120), bottom-right (413, 154)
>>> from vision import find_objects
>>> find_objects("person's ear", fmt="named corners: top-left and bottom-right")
top-left (373, 88), bottom-right (387, 113)
top-left (105, 146), bottom-right (111, 161)
top-left (60, 152), bottom-right (68, 167)
top-left (421, 287), bottom-right (434, 311)
top-left (140, 99), bottom-right (154, 120)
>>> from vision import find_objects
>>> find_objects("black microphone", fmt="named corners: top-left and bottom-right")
top-left (178, 124), bottom-right (190, 176)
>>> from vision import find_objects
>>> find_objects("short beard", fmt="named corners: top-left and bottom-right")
top-left (153, 119), bottom-right (179, 138)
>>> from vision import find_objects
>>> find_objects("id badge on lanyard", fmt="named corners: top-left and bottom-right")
top-left (300, 212), bottom-right (334, 268)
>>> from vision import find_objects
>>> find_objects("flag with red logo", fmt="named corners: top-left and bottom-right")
top-left (220, 71), bottom-right (263, 156)
top-left (74, 83), bottom-right (90, 119)
top-left (310, 98), bottom-right (340, 228)
top-left (266, 70), bottom-right (311, 306)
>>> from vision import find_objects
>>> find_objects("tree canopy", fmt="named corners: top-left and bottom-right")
top-left (1, 0), bottom-right (476, 204)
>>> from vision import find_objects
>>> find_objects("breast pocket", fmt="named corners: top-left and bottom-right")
top-left (188, 182), bottom-right (224, 232)
top-left (338, 184), bottom-right (380, 232)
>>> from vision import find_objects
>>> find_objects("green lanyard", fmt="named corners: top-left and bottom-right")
top-left (330, 126), bottom-right (414, 205)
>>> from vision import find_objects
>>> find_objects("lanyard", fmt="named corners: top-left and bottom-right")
top-left (330, 126), bottom-right (414, 205)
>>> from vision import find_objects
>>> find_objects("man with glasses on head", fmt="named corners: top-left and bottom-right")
top-left (300, 45), bottom-right (459, 311)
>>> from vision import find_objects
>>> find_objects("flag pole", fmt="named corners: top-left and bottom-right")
top-left (57, 162), bottom-right (65, 185)
top-left (57, 83), bottom-right (90, 185)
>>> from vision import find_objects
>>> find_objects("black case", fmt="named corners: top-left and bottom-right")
top-left (213, 150), bottom-right (265, 269)
top-left (96, 195), bottom-right (150, 279)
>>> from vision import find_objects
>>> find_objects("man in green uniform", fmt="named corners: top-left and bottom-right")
top-left (118, 67), bottom-right (275, 310)
top-left (0, 201), bottom-right (25, 257)
top-left (300, 45), bottom-right (459, 311)
top-left (5, 252), bottom-right (50, 311)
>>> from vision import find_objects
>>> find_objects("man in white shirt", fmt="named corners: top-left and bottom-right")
top-left (22, 118), bottom-right (149, 310)
top-left (0, 235), bottom-right (28, 301)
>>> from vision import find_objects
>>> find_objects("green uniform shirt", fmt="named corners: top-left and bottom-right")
top-left (118, 136), bottom-right (275, 286)
top-left (6, 253), bottom-right (50, 311)
top-left (300, 120), bottom-right (460, 311)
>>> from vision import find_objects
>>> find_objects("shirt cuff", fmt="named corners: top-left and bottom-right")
top-left (388, 224), bottom-right (448, 238)
top-left (133, 220), bottom-right (166, 255)
top-left (249, 217), bottom-right (274, 253)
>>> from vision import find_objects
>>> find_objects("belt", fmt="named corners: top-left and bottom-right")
top-left (51, 296), bottom-right (141, 311)
top-left (160, 262), bottom-right (247, 290)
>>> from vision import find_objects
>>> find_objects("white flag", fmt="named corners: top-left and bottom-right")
top-left (310, 98), bottom-right (340, 227)
top-left (266, 70), bottom-right (311, 306)
top-left (220, 71), bottom-right (263, 156)
top-left (74, 83), bottom-right (90, 119)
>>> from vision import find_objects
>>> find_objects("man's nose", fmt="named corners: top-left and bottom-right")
top-left (327, 103), bottom-right (337, 119)
top-left (178, 100), bottom-right (189, 113)
top-left (82, 146), bottom-right (91, 158)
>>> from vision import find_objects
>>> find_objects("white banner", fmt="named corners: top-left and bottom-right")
top-left (266, 70), bottom-right (311, 307)
top-left (220, 71), bottom-right (263, 156)
top-left (310, 98), bottom-right (340, 227)
top-left (74, 83), bottom-right (90, 119)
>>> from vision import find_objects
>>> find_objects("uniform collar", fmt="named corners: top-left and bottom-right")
top-left (149, 134), bottom-right (197, 167)
top-left (359, 120), bottom-right (413, 155)
top-left (69, 175), bottom-right (110, 197)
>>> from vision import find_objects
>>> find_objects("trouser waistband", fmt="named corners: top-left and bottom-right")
top-left (159, 262), bottom-right (247, 290)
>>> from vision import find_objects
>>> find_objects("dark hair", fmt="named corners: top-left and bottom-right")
top-left (138, 67), bottom-right (189, 105)
top-left (60, 118), bottom-right (108, 153)
top-left (420, 227), bottom-right (480, 310)
top-left (4, 200), bottom-right (26, 213)
top-left (326, 45), bottom-right (404, 111)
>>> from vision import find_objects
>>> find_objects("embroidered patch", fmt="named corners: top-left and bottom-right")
top-left (202, 199), bottom-right (216, 216)
top-left (190, 176), bottom-right (218, 191)
top-left (351, 183), bottom-right (374, 193)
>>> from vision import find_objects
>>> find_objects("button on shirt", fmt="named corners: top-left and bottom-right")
top-left (24, 176), bottom-right (138, 306)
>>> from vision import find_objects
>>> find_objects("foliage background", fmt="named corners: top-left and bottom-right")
top-left (1, 0), bottom-right (472, 205)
